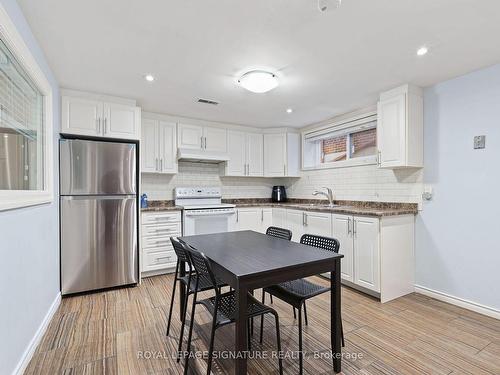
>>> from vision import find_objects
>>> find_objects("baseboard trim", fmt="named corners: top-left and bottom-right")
top-left (12, 292), bottom-right (61, 375)
top-left (414, 285), bottom-right (500, 320)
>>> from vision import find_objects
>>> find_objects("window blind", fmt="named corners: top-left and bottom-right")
top-left (304, 115), bottom-right (377, 143)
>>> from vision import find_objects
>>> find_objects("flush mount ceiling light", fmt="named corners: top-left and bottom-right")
top-left (238, 70), bottom-right (278, 93)
top-left (144, 74), bottom-right (155, 82)
top-left (286, 108), bottom-right (293, 113)
top-left (417, 46), bottom-right (428, 56)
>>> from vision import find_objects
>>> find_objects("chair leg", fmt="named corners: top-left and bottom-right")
top-left (270, 294), bottom-right (273, 303)
top-left (303, 301), bottom-right (308, 326)
top-left (166, 271), bottom-right (178, 336)
top-left (206, 320), bottom-right (217, 375)
top-left (273, 312), bottom-right (283, 375)
top-left (177, 293), bottom-right (191, 362)
top-left (247, 320), bottom-right (252, 350)
top-left (293, 307), bottom-right (296, 319)
top-left (260, 292), bottom-right (265, 344)
top-left (298, 305), bottom-right (304, 375)
top-left (183, 292), bottom-right (198, 375)
top-left (341, 320), bottom-right (345, 347)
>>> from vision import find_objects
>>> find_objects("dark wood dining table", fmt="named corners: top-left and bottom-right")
top-left (179, 230), bottom-right (344, 374)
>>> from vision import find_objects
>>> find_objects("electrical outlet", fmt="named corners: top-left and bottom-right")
top-left (474, 135), bottom-right (486, 149)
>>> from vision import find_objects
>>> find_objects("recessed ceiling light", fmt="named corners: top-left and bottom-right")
top-left (286, 108), bottom-right (293, 113)
top-left (416, 46), bottom-right (428, 56)
top-left (144, 74), bottom-right (155, 82)
top-left (238, 70), bottom-right (278, 93)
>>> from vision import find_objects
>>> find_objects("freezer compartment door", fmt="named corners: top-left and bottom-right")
top-left (60, 139), bottom-right (136, 195)
top-left (61, 195), bottom-right (138, 295)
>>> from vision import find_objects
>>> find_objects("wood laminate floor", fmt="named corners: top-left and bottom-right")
top-left (25, 274), bottom-right (500, 375)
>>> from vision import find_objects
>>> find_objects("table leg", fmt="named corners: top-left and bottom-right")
top-left (331, 259), bottom-right (342, 373)
top-left (179, 260), bottom-right (186, 316)
top-left (235, 284), bottom-right (248, 374)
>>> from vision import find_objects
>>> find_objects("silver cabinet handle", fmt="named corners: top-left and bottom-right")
top-left (347, 217), bottom-right (351, 236)
top-left (155, 158), bottom-right (159, 171)
top-left (246, 164), bottom-right (248, 176)
top-left (200, 136), bottom-right (204, 149)
top-left (377, 151), bottom-right (381, 166)
top-left (160, 158), bottom-right (163, 171)
top-left (353, 218), bottom-right (357, 236)
top-left (155, 240), bottom-right (170, 244)
top-left (96, 118), bottom-right (101, 133)
top-left (304, 213), bottom-right (308, 226)
top-left (204, 136), bottom-right (207, 149)
top-left (156, 256), bottom-right (172, 263)
top-left (104, 118), bottom-right (107, 134)
top-left (236, 210), bottom-right (239, 222)
top-left (261, 209), bottom-right (264, 222)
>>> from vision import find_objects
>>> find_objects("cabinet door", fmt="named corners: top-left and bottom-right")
top-left (204, 126), bottom-right (227, 153)
top-left (236, 208), bottom-right (261, 232)
top-left (272, 208), bottom-right (287, 229)
top-left (178, 123), bottom-right (203, 150)
top-left (264, 133), bottom-right (286, 177)
top-left (226, 130), bottom-right (246, 176)
top-left (353, 216), bottom-right (380, 292)
top-left (141, 119), bottom-right (159, 173)
top-left (159, 121), bottom-right (177, 174)
top-left (286, 209), bottom-right (305, 242)
top-left (246, 133), bottom-right (264, 176)
top-left (61, 96), bottom-right (102, 136)
top-left (303, 211), bottom-right (332, 237)
top-left (260, 208), bottom-right (273, 233)
top-left (377, 93), bottom-right (406, 167)
top-left (332, 214), bottom-right (354, 283)
top-left (103, 103), bottom-right (140, 140)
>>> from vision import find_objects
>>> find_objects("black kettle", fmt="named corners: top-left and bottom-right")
top-left (271, 186), bottom-right (287, 203)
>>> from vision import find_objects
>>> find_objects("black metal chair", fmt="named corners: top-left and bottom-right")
top-left (167, 237), bottom-right (227, 361)
top-left (183, 243), bottom-right (283, 375)
top-left (260, 233), bottom-right (344, 375)
top-left (266, 226), bottom-right (292, 241)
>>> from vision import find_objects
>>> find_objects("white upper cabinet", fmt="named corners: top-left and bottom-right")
top-left (61, 92), bottom-right (140, 140)
top-left (178, 123), bottom-right (203, 150)
top-left (178, 123), bottom-right (227, 154)
top-left (204, 125), bottom-right (227, 153)
top-left (141, 119), bottom-right (159, 173)
top-left (263, 133), bottom-right (300, 177)
top-left (103, 102), bottom-right (140, 139)
top-left (141, 117), bottom-right (177, 174)
top-left (61, 96), bottom-right (102, 136)
top-left (377, 84), bottom-right (423, 168)
top-left (226, 131), bottom-right (264, 177)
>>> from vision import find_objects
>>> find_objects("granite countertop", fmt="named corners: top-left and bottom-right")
top-left (223, 199), bottom-right (418, 217)
top-left (141, 198), bottom-right (418, 217)
top-left (141, 200), bottom-right (182, 212)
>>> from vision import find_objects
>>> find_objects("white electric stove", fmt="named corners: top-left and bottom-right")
top-left (175, 187), bottom-right (236, 236)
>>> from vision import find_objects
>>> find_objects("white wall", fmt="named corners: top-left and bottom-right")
top-left (416, 63), bottom-right (500, 312)
top-left (0, 1), bottom-right (60, 374)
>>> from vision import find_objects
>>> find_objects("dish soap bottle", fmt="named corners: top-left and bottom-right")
top-left (140, 193), bottom-right (148, 209)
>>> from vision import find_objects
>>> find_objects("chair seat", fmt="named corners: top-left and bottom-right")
top-left (198, 290), bottom-right (275, 326)
top-left (264, 278), bottom-right (330, 306)
top-left (180, 274), bottom-right (227, 293)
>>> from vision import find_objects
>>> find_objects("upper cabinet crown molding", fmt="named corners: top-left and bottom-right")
top-left (61, 90), bottom-right (141, 140)
top-left (377, 84), bottom-right (423, 168)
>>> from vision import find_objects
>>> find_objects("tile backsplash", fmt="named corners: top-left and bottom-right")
top-left (141, 162), bottom-right (284, 200)
top-left (141, 161), bottom-right (423, 204)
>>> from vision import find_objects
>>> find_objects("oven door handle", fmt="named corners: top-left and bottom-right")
top-left (184, 211), bottom-right (235, 217)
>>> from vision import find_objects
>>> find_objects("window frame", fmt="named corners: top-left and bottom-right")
top-left (301, 111), bottom-right (378, 170)
top-left (0, 4), bottom-right (54, 211)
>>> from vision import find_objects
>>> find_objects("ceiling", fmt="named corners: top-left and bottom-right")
top-left (18, 0), bottom-right (500, 128)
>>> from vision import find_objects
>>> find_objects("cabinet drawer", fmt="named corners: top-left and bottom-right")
top-left (142, 236), bottom-right (173, 250)
top-left (142, 223), bottom-right (181, 237)
top-left (142, 212), bottom-right (181, 225)
top-left (143, 250), bottom-right (177, 271)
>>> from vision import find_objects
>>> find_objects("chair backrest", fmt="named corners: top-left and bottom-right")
top-left (183, 243), bottom-right (219, 293)
top-left (266, 226), bottom-right (292, 241)
top-left (300, 233), bottom-right (340, 253)
top-left (170, 237), bottom-right (191, 263)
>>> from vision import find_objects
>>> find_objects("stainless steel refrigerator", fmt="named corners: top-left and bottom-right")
top-left (60, 139), bottom-right (138, 295)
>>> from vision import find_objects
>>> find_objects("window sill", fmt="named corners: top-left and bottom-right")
top-left (302, 155), bottom-right (377, 171)
top-left (0, 191), bottom-right (54, 212)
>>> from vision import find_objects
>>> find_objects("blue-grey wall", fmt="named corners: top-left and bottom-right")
top-left (416, 63), bottom-right (500, 311)
top-left (0, 1), bottom-right (60, 374)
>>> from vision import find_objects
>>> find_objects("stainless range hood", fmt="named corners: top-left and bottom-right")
top-left (177, 148), bottom-right (229, 163)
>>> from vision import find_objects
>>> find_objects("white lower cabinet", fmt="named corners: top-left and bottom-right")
top-left (332, 214), bottom-right (354, 283)
top-left (235, 207), bottom-right (273, 233)
top-left (286, 209), bottom-right (332, 242)
top-left (141, 211), bottom-right (181, 276)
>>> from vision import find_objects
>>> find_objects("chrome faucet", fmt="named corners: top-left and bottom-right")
top-left (313, 187), bottom-right (335, 207)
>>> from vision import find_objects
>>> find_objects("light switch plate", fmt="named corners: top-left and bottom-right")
top-left (474, 135), bottom-right (486, 149)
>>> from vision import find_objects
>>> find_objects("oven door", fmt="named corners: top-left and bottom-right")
top-left (183, 209), bottom-right (236, 236)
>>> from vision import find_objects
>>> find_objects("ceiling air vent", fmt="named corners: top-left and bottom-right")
top-left (197, 98), bottom-right (219, 106)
